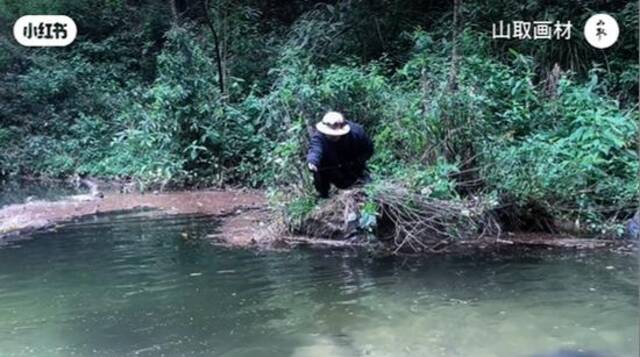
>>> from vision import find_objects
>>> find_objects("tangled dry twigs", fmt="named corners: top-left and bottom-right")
top-left (373, 183), bottom-right (500, 253)
top-left (296, 189), bottom-right (365, 239)
top-left (279, 182), bottom-right (500, 253)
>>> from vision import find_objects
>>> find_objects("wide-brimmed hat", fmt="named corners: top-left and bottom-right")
top-left (315, 111), bottom-right (351, 136)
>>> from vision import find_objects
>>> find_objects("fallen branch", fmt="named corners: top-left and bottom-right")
top-left (282, 182), bottom-right (500, 253)
top-left (372, 183), bottom-right (499, 252)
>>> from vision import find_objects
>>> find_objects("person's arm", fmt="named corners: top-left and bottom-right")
top-left (354, 125), bottom-right (374, 163)
top-left (307, 133), bottom-right (324, 171)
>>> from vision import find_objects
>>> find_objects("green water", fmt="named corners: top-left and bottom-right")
top-left (0, 212), bottom-right (637, 357)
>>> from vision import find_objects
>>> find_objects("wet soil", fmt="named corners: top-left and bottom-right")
top-left (0, 190), bottom-right (635, 254)
top-left (0, 190), bottom-right (267, 242)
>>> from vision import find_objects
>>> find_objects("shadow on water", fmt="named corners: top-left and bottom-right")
top-left (0, 211), bottom-right (637, 357)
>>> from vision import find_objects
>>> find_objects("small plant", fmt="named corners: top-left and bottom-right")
top-left (358, 200), bottom-right (379, 237)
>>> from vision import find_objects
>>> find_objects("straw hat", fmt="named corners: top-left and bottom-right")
top-left (315, 111), bottom-right (351, 136)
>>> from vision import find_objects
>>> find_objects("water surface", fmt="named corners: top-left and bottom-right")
top-left (0, 212), bottom-right (637, 357)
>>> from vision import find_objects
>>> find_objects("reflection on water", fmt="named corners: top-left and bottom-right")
top-left (0, 212), bottom-right (637, 357)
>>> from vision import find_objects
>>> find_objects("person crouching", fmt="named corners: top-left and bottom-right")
top-left (306, 111), bottom-right (374, 198)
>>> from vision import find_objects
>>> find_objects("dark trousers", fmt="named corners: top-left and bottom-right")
top-left (312, 166), bottom-right (368, 198)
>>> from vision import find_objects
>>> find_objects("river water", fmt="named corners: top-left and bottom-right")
top-left (0, 212), bottom-right (637, 357)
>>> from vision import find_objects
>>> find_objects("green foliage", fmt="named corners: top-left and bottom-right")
top-left (484, 77), bottom-right (639, 221)
top-left (96, 27), bottom-right (271, 185)
top-left (358, 200), bottom-right (379, 236)
top-left (0, 0), bottom-right (637, 232)
top-left (266, 184), bottom-right (320, 235)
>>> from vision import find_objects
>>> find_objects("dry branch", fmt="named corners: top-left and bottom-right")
top-left (280, 182), bottom-right (500, 253)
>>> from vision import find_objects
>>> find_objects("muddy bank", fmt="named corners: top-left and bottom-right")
top-left (0, 190), bottom-right (267, 240)
top-left (262, 188), bottom-right (637, 255)
top-left (264, 234), bottom-right (636, 256)
top-left (0, 190), bottom-right (635, 255)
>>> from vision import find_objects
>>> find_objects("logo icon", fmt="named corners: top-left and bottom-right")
top-left (583, 14), bottom-right (619, 49)
top-left (13, 15), bottom-right (77, 47)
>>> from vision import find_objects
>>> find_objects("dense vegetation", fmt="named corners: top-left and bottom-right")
top-left (0, 0), bottom-right (637, 235)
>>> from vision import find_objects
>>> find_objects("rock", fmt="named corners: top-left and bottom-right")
top-left (624, 209), bottom-right (639, 239)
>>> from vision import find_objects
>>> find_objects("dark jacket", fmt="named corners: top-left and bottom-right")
top-left (306, 121), bottom-right (374, 171)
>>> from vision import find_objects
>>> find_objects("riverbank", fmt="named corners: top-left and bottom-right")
top-left (0, 190), bottom-right (266, 241)
top-left (0, 190), bottom-right (635, 255)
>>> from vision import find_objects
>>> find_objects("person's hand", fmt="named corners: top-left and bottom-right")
top-left (308, 163), bottom-right (318, 172)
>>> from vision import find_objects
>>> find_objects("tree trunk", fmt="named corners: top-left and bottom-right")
top-left (202, 0), bottom-right (226, 95)
top-left (168, 0), bottom-right (178, 24)
top-left (448, 0), bottom-right (461, 92)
